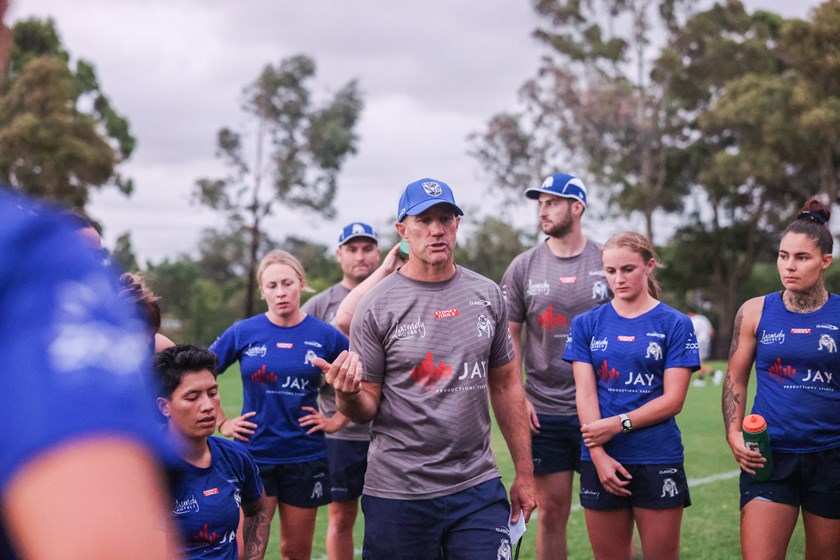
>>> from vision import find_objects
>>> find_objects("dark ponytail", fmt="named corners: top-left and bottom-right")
top-left (782, 197), bottom-right (832, 255)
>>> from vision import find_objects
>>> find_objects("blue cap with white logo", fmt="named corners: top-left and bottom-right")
top-left (338, 222), bottom-right (378, 245)
top-left (524, 173), bottom-right (587, 207)
top-left (397, 178), bottom-right (465, 222)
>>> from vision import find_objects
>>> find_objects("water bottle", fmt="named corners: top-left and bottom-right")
top-left (742, 414), bottom-right (774, 481)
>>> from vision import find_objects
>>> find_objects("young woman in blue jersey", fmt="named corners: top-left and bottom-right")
top-left (210, 250), bottom-right (348, 560)
top-left (564, 232), bottom-right (698, 560)
top-left (723, 198), bottom-right (840, 560)
top-left (154, 345), bottom-right (268, 560)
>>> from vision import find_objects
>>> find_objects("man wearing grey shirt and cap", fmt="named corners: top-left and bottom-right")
top-left (315, 178), bottom-right (536, 559)
top-left (501, 173), bottom-right (609, 560)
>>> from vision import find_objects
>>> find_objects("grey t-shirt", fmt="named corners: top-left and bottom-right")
top-left (350, 266), bottom-right (514, 500)
top-left (501, 240), bottom-right (609, 415)
top-left (302, 283), bottom-right (369, 442)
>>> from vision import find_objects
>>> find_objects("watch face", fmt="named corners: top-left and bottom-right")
top-left (621, 418), bottom-right (632, 431)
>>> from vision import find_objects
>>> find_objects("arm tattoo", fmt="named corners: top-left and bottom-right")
top-left (721, 373), bottom-right (741, 429)
top-left (242, 501), bottom-right (272, 560)
top-left (729, 307), bottom-right (744, 358)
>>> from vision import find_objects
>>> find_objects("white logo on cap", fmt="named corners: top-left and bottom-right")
top-left (541, 176), bottom-right (554, 188)
top-left (422, 182), bottom-right (442, 196)
top-left (352, 223), bottom-right (365, 235)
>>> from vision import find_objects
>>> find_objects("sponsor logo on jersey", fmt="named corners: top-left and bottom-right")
top-left (617, 335), bottom-right (635, 342)
top-left (588, 270), bottom-right (606, 277)
top-left (244, 344), bottom-right (267, 357)
top-left (558, 276), bottom-right (577, 284)
top-left (645, 342), bottom-right (663, 361)
top-left (768, 357), bottom-right (796, 381)
top-left (538, 306), bottom-right (568, 330)
top-left (817, 323), bottom-right (839, 330)
top-left (470, 299), bottom-right (492, 306)
top-left (173, 495), bottom-right (199, 515)
top-left (276, 342), bottom-right (294, 349)
top-left (304, 340), bottom-right (323, 347)
top-left (393, 318), bottom-right (427, 340)
top-left (250, 365), bottom-right (279, 383)
top-left (280, 376), bottom-right (310, 389)
top-left (625, 371), bottom-right (655, 386)
top-left (203, 488), bottom-right (219, 497)
top-left (802, 369), bottom-right (834, 384)
top-left (790, 328), bottom-right (812, 334)
top-left (434, 308), bottom-right (459, 319)
top-left (477, 314), bottom-right (494, 337)
top-left (818, 334), bottom-right (837, 353)
top-left (590, 337), bottom-right (608, 351)
top-left (759, 330), bottom-right (785, 345)
top-left (597, 360), bottom-right (620, 381)
top-left (527, 279), bottom-right (550, 296)
top-left (193, 523), bottom-right (222, 544)
top-left (647, 332), bottom-right (666, 339)
top-left (501, 284), bottom-right (509, 299)
top-left (411, 352), bottom-right (453, 385)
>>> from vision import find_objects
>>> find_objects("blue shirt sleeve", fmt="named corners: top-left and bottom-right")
top-left (210, 324), bottom-right (240, 373)
top-left (562, 314), bottom-right (592, 364)
top-left (0, 195), bottom-right (164, 492)
top-left (665, 314), bottom-right (701, 371)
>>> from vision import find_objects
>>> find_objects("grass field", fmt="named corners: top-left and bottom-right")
top-left (216, 360), bottom-right (806, 559)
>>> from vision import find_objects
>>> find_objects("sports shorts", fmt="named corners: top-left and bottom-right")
top-left (579, 461), bottom-right (691, 511)
top-left (532, 413), bottom-right (581, 475)
top-left (257, 457), bottom-right (331, 508)
top-left (326, 438), bottom-right (369, 502)
top-left (740, 446), bottom-right (840, 519)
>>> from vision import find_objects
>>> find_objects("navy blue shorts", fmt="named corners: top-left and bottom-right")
top-left (257, 457), bottom-right (331, 508)
top-left (532, 413), bottom-right (581, 475)
top-left (361, 478), bottom-right (512, 560)
top-left (579, 461), bottom-right (691, 511)
top-left (326, 438), bottom-right (369, 502)
top-left (740, 446), bottom-right (840, 519)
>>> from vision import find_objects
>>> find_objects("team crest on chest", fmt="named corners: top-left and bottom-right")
top-left (477, 314), bottom-right (494, 337)
top-left (645, 342), bottom-right (663, 361)
top-left (819, 334), bottom-right (837, 353)
top-left (592, 280), bottom-right (608, 300)
top-left (304, 350), bottom-right (318, 365)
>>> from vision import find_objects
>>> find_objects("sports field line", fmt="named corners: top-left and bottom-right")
top-left (311, 469), bottom-right (742, 559)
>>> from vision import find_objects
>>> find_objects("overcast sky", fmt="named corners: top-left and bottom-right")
top-left (10, 0), bottom-right (822, 264)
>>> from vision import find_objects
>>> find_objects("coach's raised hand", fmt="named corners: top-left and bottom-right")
top-left (313, 350), bottom-right (362, 395)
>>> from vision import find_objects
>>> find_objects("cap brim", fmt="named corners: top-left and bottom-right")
top-left (340, 234), bottom-right (378, 245)
top-left (402, 200), bottom-right (464, 220)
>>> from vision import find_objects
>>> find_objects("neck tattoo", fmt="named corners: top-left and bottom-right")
top-left (782, 283), bottom-right (828, 313)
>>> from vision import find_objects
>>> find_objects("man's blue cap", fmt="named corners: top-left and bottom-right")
top-left (524, 173), bottom-right (587, 207)
top-left (397, 178), bottom-right (465, 222)
top-left (338, 222), bottom-right (378, 245)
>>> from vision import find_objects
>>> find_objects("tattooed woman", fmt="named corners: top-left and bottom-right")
top-left (723, 197), bottom-right (840, 560)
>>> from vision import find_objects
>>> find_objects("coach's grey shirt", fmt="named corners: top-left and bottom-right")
top-left (303, 283), bottom-right (370, 442)
top-left (350, 266), bottom-right (514, 500)
top-left (501, 240), bottom-right (609, 415)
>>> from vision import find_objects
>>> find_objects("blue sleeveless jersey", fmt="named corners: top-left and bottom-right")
top-left (563, 302), bottom-right (699, 463)
top-left (0, 189), bottom-right (166, 558)
top-left (210, 314), bottom-right (348, 463)
top-left (753, 292), bottom-right (840, 452)
top-left (172, 437), bottom-right (263, 559)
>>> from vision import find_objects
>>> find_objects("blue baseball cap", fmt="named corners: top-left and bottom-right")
top-left (397, 178), bottom-right (465, 222)
top-left (338, 222), bottom-right (378, 245)
top-left (524, 173), bottom-right (587, 207)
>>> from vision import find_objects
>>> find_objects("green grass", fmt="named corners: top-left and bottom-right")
top-left (217, 360), bottom-right (806, 559)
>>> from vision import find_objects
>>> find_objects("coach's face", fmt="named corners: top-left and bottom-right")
top-left (396, 204), bottom-right (460, 267)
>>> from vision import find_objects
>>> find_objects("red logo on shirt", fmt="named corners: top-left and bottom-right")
top-left (558, 276), bottom-right (578, 284)
top-left (790, 328), bottom-right (811, 334)
top-left (251, 364), bottom-right (278, 383)
top-left (193, 524), bottom-right (221, 544)
top-left (434, 308), bottom-right (459, 319)
top-left (203, 488), bottom-right (219, 496)
top-left (597, 360), bottom-right (621, 381)
top-left (276, 342), bottom-right (294, 349)
top-left (411, 352), bottom-right (453, 386)
top-left (617, 336), bottom-right (635, 342)
top-left (768, 357), bottom-right (796, 381)
top-left (538, 306), bottom-right (568, 330)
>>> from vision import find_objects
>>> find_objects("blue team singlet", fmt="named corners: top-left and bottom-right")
top-left (753, 292), bottom-right (840, 452)
top-left (563, 302), bottom-right (699, 464)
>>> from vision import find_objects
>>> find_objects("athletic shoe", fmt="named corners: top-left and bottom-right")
top-left (713, 370), bottom-right (724, 385)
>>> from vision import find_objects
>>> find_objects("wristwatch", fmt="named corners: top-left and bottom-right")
top-left (619, 413), bottom-right (632, 432)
